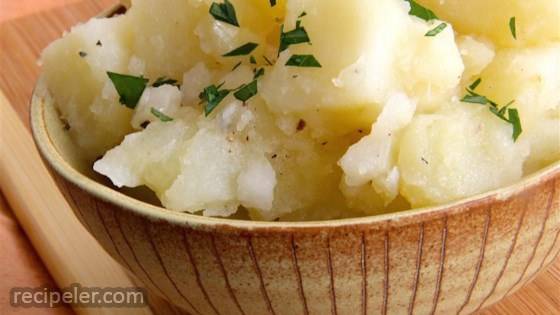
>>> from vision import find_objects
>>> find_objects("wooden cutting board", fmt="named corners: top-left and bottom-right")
top-left (0, 1), bottom-right (558, 315)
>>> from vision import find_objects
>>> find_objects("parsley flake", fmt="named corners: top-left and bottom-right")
top-left (269, 0), bottom-right (277, 7)
top-left (285, 54), bottom-right (322, 68)
top-left (209, 0), bottom-right (239, 27)
top-left (200, 84), bottom-right (231, 116)
top-left (234, 80), bottom-right (258, 102)
top-left (469, 78), bottom-right (482, 91)
top-left (425, 23), bottom-right (447, 37)
top-left (509, 17), bottom-right (517, 39)
top-left (460, 82), bottom-right (522, 141)
top-left (406, 0), bottom-right (438, 21)
top-left (150, 108), bottom-right (173, 122)
top-left (152, 77), bottom-right (179, 88)
top-left (279, 24), bottom-right (311, 54)
top-left (107, 72), bottom-right (148, 109)
top-left (223, 42), bottom-right (259, 57)
top-left (250, 55), bottom-right (257, 64)
top-left (253, 67), bottom-right (265, 79)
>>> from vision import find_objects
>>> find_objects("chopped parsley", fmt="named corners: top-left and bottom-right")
top-left (269, 0), bottom-right (276, 7)
top-left (425, 22), bottom-right (447, 37)
top-left (250, 55), bottom-right (257, 64)
top-left (209, 0), bottom-right (239, 27)
top-left (253, 67), bottom-right (265, 79)
top-left (152, 77), bottom-right (179, 87)
top-left (298, 12), bottom-right (307, 18)
top-left (279, 24), bottom-right (311, 54)
top-left (234, 80), bottom-right (258, 102)
top-left (200, 84), bottom-right (231, 116)
top-left (263, 55), bottom-right (274, 65)
top-left (107, 72), bottom-right (148, 109)
top-left (96, 40), bottom-right (102, 47)
top-left (232, 61), bottom-right (242, 71)
top-left (509, 17), bottom-right (517, 39)
top-left (469, 78), bottom-right (482, 91)
top-left (150, 108), bottom-right (173, 122)
top-left (406, 0), bottom-right (438, 21)
top-left (223, 42), bottom-right (259, 57)
top-left (285, 54), bottom-right (322, 68)
top-left (461, 79), bottom-right (522, 141)
top-left (79, 51), bottom-right (87, 58)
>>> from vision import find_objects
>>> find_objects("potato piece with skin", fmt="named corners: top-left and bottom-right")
top-left (475, 44), bottom-right (560, 172)
top-left (260, 0), bottom-right (463, 138)
top-left (339, 93), bottom-right (416, 203)
top-left (41, 16), bottom-right (134, 161)
top-left (416, 0), bottom-right (560, 48)
top-left (398, 104), bottom-right (530, 207)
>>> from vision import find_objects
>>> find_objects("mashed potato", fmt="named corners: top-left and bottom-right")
top-left (41, 0), bottom-right (560, 220)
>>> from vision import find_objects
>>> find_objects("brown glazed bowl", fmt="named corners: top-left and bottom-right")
top-left (30, 6), bottom-right (560, 314)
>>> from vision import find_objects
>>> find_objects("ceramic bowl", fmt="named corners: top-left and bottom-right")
top-left (30, 5), bottom-right (560, 315)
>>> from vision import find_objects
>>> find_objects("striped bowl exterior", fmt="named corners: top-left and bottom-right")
top-left (52, 172), bottom-right (559, 315)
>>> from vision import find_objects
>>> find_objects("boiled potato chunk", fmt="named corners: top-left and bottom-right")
top-left (260, 0), bottom-right (463, 136)
top-left (475, 44), bottom-right (560, 172)
top-left (41, 16), bottom-right (133, 161)
top-left (399, 104), bottom-right (530, 207)
top-left (125, 0), bottom-right (209, 79)
top-left (339, 93), bottom-right (416, 203)
top-left (93, 109), bottom-right (199, 195)
top-left (416, 0), bottom-right (560, 48)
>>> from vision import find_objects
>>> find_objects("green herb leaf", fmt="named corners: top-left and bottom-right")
top-left (253, 67), bottom-right (265, 79)
top-left (425, 22), bottom-right (447, 37)
top-left (279, 25), bottom-right (311, 53)
top-left (200, 84), bottom-right (231, 116)
top-left (152, 77), bottom-right (179, 88)
top-left (509, 16), bottom-right (517, 39)
top-left (250, 55), bottom-right (257, 64)
top-left (107, 72), bottom-right (148, 109)
top-left (462, 87), bottom-right (522, 141)
top-left (223, 42), bottom-right (259, 57)
top-left (406, 0), bottom-right (438, 21)
top-left (232, 61), bottom-right (242, 71)
top-left (285, 54), bottom-right (321, 68)
top-left (263, 55), bottom-right (274, 65)
top-left (209, 0), bottom-right (239, 27)
top-left (469, 78), bottom-right (482, 91)
top-left (508, 108), bottom-right (522, 141)
top-left (269, 0), bottom-right (276, 6)
top-left (150, 108), bottom-right (173, 122)
top-left (461, 94), bottom-right (488, 105)
top-left (298, 11), bottom-right (307, 18)
top-left (234, 80), bottom-right (258, 102)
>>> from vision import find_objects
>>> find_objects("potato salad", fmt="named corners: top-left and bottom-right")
top-left (41, 0), bottom-right (560, 221)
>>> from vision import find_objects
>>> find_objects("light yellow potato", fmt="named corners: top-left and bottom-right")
top-left (43, 0), bottom-right (559, 220)
top-left (457, 35), bottom-right (495, 85)
top-left (475, 44), bottom-right (560, 173)
top-left (339, 93), bottom-right (416, 203)
top-left (416, 0), bottom-right (560, 47)
top-left (260, 0), bottom-right (463, 138)
top-left (124, 0), bottom-right (209, 79)
top-left (41, 16), bottom-right (134, 161)
top-left (398, 104), bottom-right (530, 207)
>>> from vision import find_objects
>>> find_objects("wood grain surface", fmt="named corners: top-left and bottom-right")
top-left (0, 1), bottom-right (558, 314)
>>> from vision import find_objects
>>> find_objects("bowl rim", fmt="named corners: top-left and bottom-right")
top-left (30, 77), bottom-right (560, 231)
